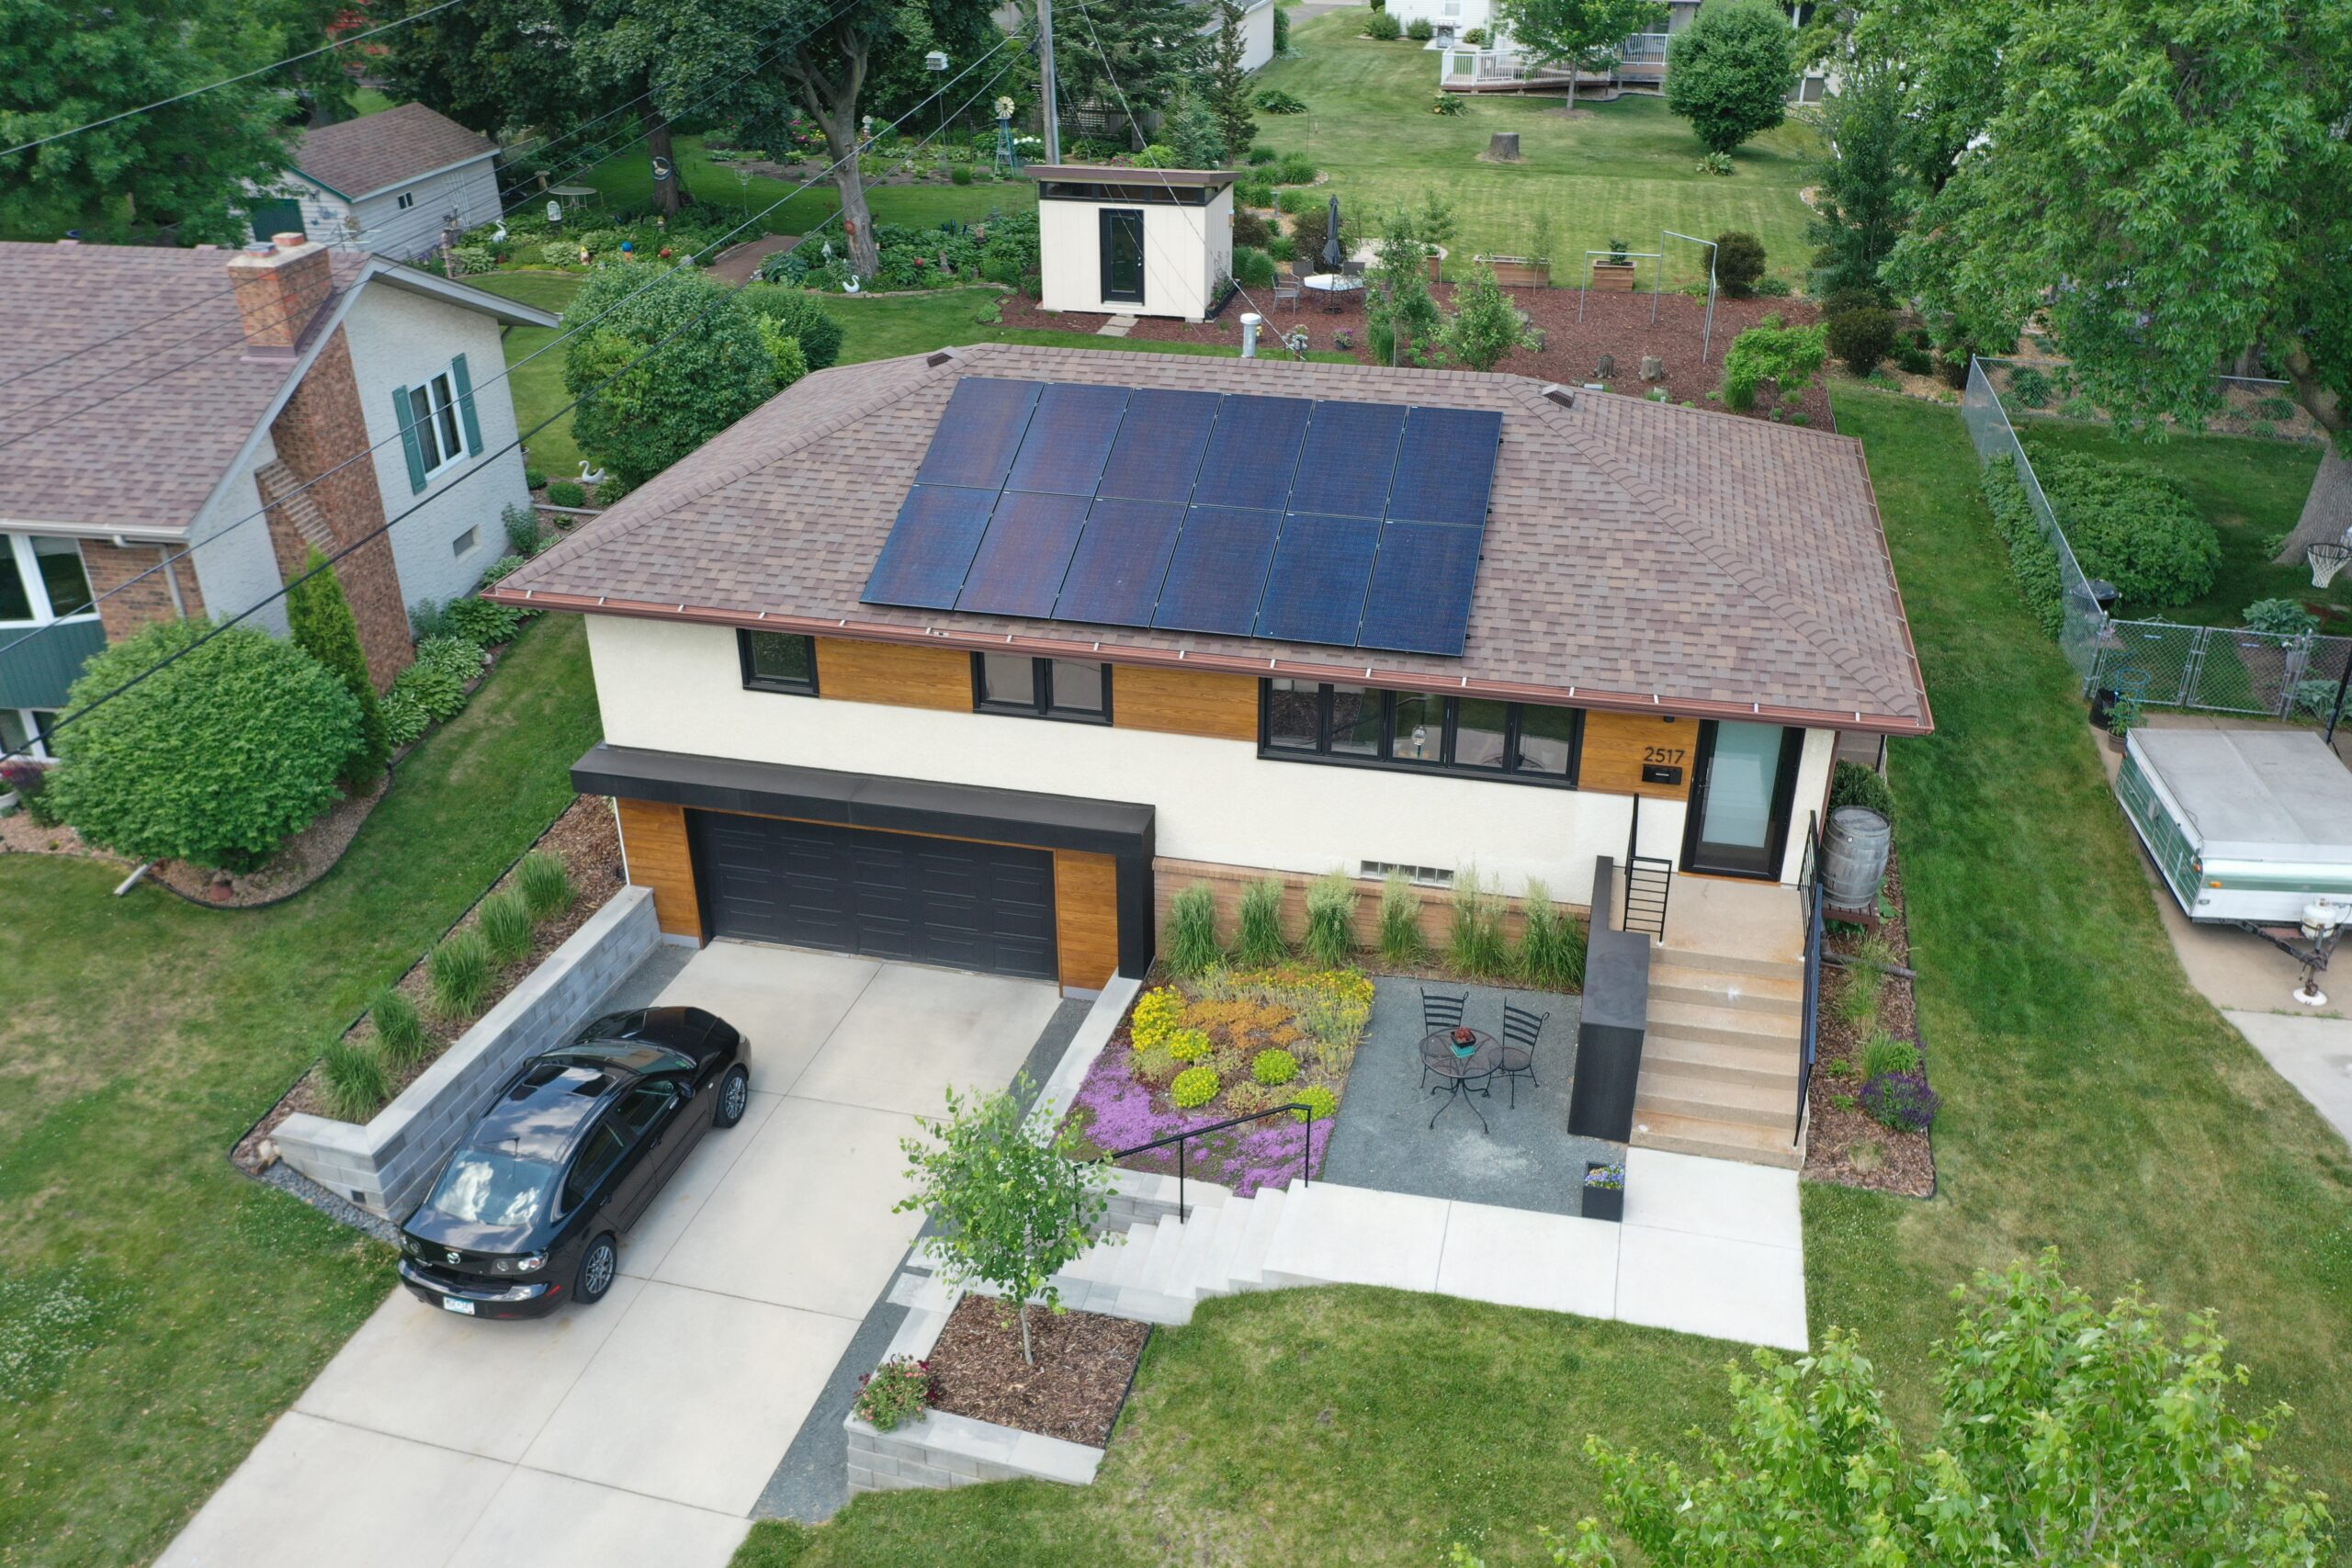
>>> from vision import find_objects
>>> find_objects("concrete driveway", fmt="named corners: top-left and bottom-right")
top-left (163, 943), bottom-right (1061, 1568)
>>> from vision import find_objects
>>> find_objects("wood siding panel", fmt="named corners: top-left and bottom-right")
top-left (814, 637), bottom-right (971, 712)
top-left (617, 797), bottom-right (704, 939)
top-left (1578, 711), bottom-right (1699, 801)
top-left (1054, 851), bottom-right (1122, 992)
top-left (1114, 666), bottom-right (1259, 742)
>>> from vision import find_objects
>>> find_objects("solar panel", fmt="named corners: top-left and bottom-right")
top-left (1356, 520), bottom-right (1484, 656)
top-left (1005, 383), bottom-right (1131, 496)
top-left (955, 491), bottom-right (1091, 617)
top-left (862, 486), bottom-right (999, 609)
top-left (1385, 406), bottom-right (1505, 525)
top-left (1288, 401), bottom-right (1408, 518)
top-left (1054, 499), bottom-right (1185, 626)
top-left (915, 378), bottom-right (1044, 490)
top-left (1190, 395), bottom-right (1311, 509)
top-left (1252, 513), bottom-right (1380, 647)
top-left (1152, 505), bottom-right (1283, 636)
top-left (1098, 389), bottom-right (1221, 502)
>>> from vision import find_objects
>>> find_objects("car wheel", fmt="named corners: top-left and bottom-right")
top-left (713, 1065), bottom-right (751, 1129)
top-left (575, 1234), bottom-right (618, 1305)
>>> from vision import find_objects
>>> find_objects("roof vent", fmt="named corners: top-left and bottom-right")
top-left (925, 351), bottom-right (956, 367)
top-left (1542, 384), bottom-right (1576, 410)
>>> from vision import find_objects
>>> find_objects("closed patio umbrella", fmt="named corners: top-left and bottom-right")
top-left (1322, 195), bottom-right (1345, 272)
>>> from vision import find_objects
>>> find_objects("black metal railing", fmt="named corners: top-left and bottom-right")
top-left (1793, 812), bottom-right (1825, 1144)
top-left (1621, 795), bottom-right (1673, 940)
top-left (1102, 1104), bottom-right (1316, 1223)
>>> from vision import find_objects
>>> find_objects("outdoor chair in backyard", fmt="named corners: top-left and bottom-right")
top-left (1497, 1002), bottom-right (1548, 1110)
top-left (1419, 987), bottom-right (1468, 1093)
top-left (1274, 279), bottom-right (1302, 313)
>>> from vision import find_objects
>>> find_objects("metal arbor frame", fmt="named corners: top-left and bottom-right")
top-left (1577, 249), bottom-right (1666, 327)
top-left (1661, 230), bottom-right (1720, 363)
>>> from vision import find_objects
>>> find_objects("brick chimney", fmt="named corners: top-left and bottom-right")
top-left (226, 233), bottom-right (333, 355)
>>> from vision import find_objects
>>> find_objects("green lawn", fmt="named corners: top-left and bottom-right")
top-left (471, 270), bottom-right (589, 479)
top-left (734, 390), bottom-right (2352, 1567)
top-left (582, 139), bottom-right (1035, 238)
top-left (0, 615), bottom-right (604, 1567)
top-left (2015, 418), bottom-right (2329, 627)
top-left (1250, 16), bottom-right (1822, 286)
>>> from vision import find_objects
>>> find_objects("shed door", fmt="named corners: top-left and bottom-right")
top-left (690, 812), bottom-right (1057, 980)
top-left (1100, 209), bottom-right (1145, 305)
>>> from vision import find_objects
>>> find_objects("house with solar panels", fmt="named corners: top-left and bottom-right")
top-left (488, 344), bottom-right (1928, 1022)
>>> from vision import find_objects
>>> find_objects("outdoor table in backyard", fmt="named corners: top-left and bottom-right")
top-left (1302, 273), bottom-right (1364, 312)
top-left (1420, 1028), bottom-right (1501, 1134)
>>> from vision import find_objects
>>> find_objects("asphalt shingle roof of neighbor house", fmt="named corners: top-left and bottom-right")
top-left (492, 343), bottom-right (1933, 732)
top-left (292, 102), bottom-right (499, 201)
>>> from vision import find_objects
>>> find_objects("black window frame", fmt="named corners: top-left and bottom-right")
top-left (1099, 208), bottom-right (1146, 306)
top-left (738, 629), bottom-right (820, 695)
top-left (972, 654), bottom-right (1114, 725)
top-left (1258, 679), bottom-right (1583, 788)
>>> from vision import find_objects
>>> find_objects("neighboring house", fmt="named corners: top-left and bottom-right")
top-left (248, 103), bottom-right (503, 261)
top-left (1428, 0), bottom-right (1831, 102)
top-left (0, 235), bottom-right (558, 757)
top-left (1035, 166), bottom-right (1235, 321)
top-left (1193, 0), bottom-right (1278, 71)
top-left (489, 343), bottom-right (1928, 1009)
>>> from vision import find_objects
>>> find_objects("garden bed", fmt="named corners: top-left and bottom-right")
top-left (1060, 964), bottom-right (1374, 1196)
top-left (1802, 847), bottom-right (1937, 1198)
top-left (926, 1295), bottom-right (1148, 1449)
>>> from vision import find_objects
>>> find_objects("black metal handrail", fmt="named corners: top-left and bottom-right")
top-left (1622, 795), bottom-right (1673, 940)
top-left (1101, 1103), bottom-right (1315, 1223)
top-left (1794, 811), bottom-right (1825, 1144)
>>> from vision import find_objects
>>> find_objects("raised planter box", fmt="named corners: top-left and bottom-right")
top-left (272, 885), bottom-right (659, 1219)
top-left (1589, 261), bottom-right (1639, 291)
top-left (1477, 253), bottom-right (1551, 288)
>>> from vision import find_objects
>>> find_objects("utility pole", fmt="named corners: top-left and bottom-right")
top-left (1037, 0), bottom-right (1061, 164)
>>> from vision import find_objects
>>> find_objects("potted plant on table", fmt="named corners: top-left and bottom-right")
top-left (1591, 237), bottom-right (1636, 291)
top-left (1583, 1160), bottom-right (1625, 1223)
top-left (1450, 1024), bottom-right (1479, 1056)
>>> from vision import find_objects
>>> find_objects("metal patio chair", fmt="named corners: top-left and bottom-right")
top-left (1496, 1002), bottom-right (1548, 1110)
top-left (1419, 987), bottom-right (1468, 1093)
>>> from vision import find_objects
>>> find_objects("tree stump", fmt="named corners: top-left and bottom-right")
top-left (1641, 355), bottom-right (1665, 381)
top-left (1594, 353), bottom-right (1617, 380)
top-left (1486, 131), bottom-right (1521, 162)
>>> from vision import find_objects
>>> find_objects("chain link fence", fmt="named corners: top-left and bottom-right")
top-left (1960, 359), bottom-right (2352, 719)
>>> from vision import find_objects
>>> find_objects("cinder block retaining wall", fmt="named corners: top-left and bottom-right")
top-left (274, 886), bottom-right (660, 1219)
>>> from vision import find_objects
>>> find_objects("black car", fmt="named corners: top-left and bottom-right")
top-left (396, 1007), bottom-right (751, 1320)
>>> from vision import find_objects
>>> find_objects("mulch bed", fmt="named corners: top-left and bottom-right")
top-left (926, 1293), bottom-right (1148, 1448)
top-left (1802, 846), bottom-right (1936, 1198)
top-left (992, 286), bottom-right (1836, 433)
top-left (232, 795), bottom-right (628, 1168)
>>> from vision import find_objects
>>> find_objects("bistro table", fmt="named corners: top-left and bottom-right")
top-left (1302, 272), bottom-right (1365, 313)
top-left (1420, 1028), bottom-right (1501, 1134)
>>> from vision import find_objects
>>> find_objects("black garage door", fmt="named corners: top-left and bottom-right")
top-left (689, 812), bottom-right (1058, 980)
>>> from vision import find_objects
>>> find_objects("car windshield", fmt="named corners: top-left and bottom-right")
top-left (555, 1042), bottom-right (693, 1075)
top-left (426, 1147), bottom-right (560, 1229)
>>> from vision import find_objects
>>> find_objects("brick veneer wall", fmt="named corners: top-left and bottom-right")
top-left (79, 539), bottom-right (205, 643)
top-left (264, 327), bottom-right (413, 691)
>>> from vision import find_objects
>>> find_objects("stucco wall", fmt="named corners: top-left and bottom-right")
top-left (1038, 191), bottom-right (1233, 321)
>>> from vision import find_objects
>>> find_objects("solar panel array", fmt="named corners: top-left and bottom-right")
top-left (860, 378), bottom-right (1504, 656)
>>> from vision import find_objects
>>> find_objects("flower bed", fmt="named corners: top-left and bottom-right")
top-left (925, 1294), bottom-right (1148, 1448)
top-left (1062, 964), bottom-right (1373, 1196)
top-left (1804, 847), bottom-right (1937, 1197)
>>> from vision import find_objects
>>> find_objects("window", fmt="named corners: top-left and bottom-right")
top-left (605, 1083), bottom-right (673, 1145)
top-left (1261, 679), bottom-right (1582, 786)
top-left (739, 630), bottom-right (818, 694)
top-left (974, 655), bottom-right (1112, 722)
top-left (0, 536), bottom-right (95, 626)
top-left (2, 710), bottom-right (59, 762)
top-left (428, 1148), bottom-right (558, 1229)
top-left (396, 191), bottom-right (416, 210)
top-left (1099, 209), bottom-right (1145, 306)
top-left (406, 371), bottom-right (465, 476)
top-left (560, 1124), bottom-right (628, 1212)
top-left (451, 526), bottom-right (479, 558)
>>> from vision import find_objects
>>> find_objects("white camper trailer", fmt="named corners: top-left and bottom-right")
top-left (2116, 728), bottom-right (2352, 923)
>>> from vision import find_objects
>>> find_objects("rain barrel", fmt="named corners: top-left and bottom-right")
top-left (1822, 807), bottom-right (1892, 911)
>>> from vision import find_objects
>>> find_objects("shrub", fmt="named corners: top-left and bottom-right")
top-left (1828, 759), bottom-right (1895, 824)
top-left (1720, 317), bottom-right (1826, 412)
top-left (1247, 145), bottom-right (1278, 165)
top-left (853, 1357), bottom-right (934, 1432)
top-left (502, 502), bottom-right (543, 558)
top-left (1171, 1065), bottom-right (1220, 1109)
top-left (948, 163), bottom-right (973, 186)
top-left (2255, 394), bottom-right (2299, 422)
top-left (1277, 186), bottom-right (1321, 217)
top-left (1697, 150), bottom-right (1734, 175)
top-left (1236, 876), bottom-right (1290, 966)
top-left (370, 988), bottom-right (429, 1071)
top-left (2007, 365), bottom-right (2054, 408)
top-left (1231, 244), bottom-right (1277, 290)
top-left (540, 241), bottom-right (579, 269)
top-left (1166, 1027), bottom-right (1214, 1064)
top-left (1516, 877), bottom-right (1587, 991)
top-left (1266, 234), bottom-right (1296, 263)
top-left (1237, 179), bottom-right (1277, 209)
top-left (43, 620), bottom-right (359, 873)
top-left (1859, 1069), bottom-right (1939, 1132)
top-left (1407, 16), bottom-right (1433, 39)
top-left (1861, 1032), bottom-right (1921, 1079)
top-left (546, 479), bottom-right (588, 508)
top-left (428, 929), bottom-right (493, 1021)
top-left (1257, 89), bottom-right (1307, 114)
top-left (1223, 1081), bottom-right (1279, 1117)
top-left (1430, 91), bottom-right (1466, 116)
top-left (1896, 344), bottom-right (1934, 376)
top-left (1826, 305), bottom-right (1897, 376)
top-left (1291, 1083), bottom-right (1339, 1122)
top-left (1130, 986), bottom-right (1186, 1053)
top-left (1274, 152), bottom-right (1317, 186)
top-left (1133, 1043), bottom-right (1182, 1086)
top-left (2244, 597), bottom-right (2319, 637)
top-left (317, 1039), bottom-right (390, 1122)
top-left (1980, 457), bottom-right (2064, 639)
top-left (1165, 883), bottom-right (1223, 976)
top-left (1365, 8), bottom-right (1400, 38)
top-left (283, 546), bottom-right (389, 792)
top-left (1447, 867), bottom-right (1509, 976)
top-left (379, 635), bottom-right (486, 747)
top-left (3, 759), bottom-right (53, 824)
top-left (2035, 450), bottom-right (2217, 610)
top-left (1233, 208), bottom-right (1272, 247)
top-left (1463, 26), bottom-right (1486, 43)
top-left (1303, 871), bottom-right (1358, 967)
top-left (738, 284), bottom-right (845, 372)
top-left (1442, 262), bottom-right (1531, 372)
top-left (1379, 870), bottom-right (1430, 965)
top-left (479, 888), bottom-right (534, 965)
top-left (564, 262), bottom-right (779, 491)
top-left (444, 595), bottom-right (525, 647)
top-left (524, 467), bottom-right (548, 491)
top-left (1251, 1048), bottom-right (1300, 1086)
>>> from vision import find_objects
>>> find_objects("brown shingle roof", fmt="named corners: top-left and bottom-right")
top-left (497, 343), bottom-right (1930, 730)
top-left (293, 103), bottom-right (498, 200)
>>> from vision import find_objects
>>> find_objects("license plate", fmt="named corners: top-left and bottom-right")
top-left (440, 1296), bottom-right (476, 1315)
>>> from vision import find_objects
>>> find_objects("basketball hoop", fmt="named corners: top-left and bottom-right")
top-left (2308, 541), bottom-right (2350, 589)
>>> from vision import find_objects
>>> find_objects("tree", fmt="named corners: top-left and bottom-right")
top-left (1025, 0), bottom-right (1206, 148)
top-left (1824, 302), bottom-right (1896, 376)
top-left (45, 619), bottom-right (360, 872)
top-left (1718, 314), bottom-right (1824, 411)
top-left (1849, 0), bottom-right (2352, 563)
top-left (1455, 1252), bottom-right (2335, 1568)
top-left (1711, 229), bottom-right (1764, 297)
top-left (563, 261), bottom-right (784, 490)
top-left (1366, 204), bottom-right (1442, 367)
top-left (895, 1076), bottom-right (1115, 1365)
top-left (285, 547), bottom-right (390, 789)
top-left (1444, 262), bottom-right (1532, 372)
top-left (0, 0), bottom-right (292, 243)
top-left (1664, 0), bottom-right (1794, 156)
top-left (1804, 57), bottom-right (1914, 300)
top-left (1490, 0), bottom-right (1666, 115)
top-left (1204, 1), bottom-right (1257, 161)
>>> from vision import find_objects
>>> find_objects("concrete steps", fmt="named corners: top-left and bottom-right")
top-left (1647, 961), bottom-right (1803, 1017)
top-left (1049, 1184), bottom-right (1292, 1325)
top-left (1653, 945), bottom-right (1804, 984)
top-left (1638, 939), bottom-right (1807, 1168)
top-left (1630, 1107), bottom-right (1804, 1169)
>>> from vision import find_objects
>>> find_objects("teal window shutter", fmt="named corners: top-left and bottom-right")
top-left (392, 385), bottom-right (427, 492)
top-left (450, 353), bottom-right (484, 456)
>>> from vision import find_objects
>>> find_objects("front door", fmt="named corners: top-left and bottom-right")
top-left (1100, 209), bottom-right (1145, 306)
top-left (1681, 721), bottom-right (1801, 879)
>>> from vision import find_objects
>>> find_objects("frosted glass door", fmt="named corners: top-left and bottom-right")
top-left (1688, 721), bottom-right (1790, 876)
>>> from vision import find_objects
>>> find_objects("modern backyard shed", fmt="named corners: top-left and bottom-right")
top-left (1032, 166), bottom-right (1236, 322)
